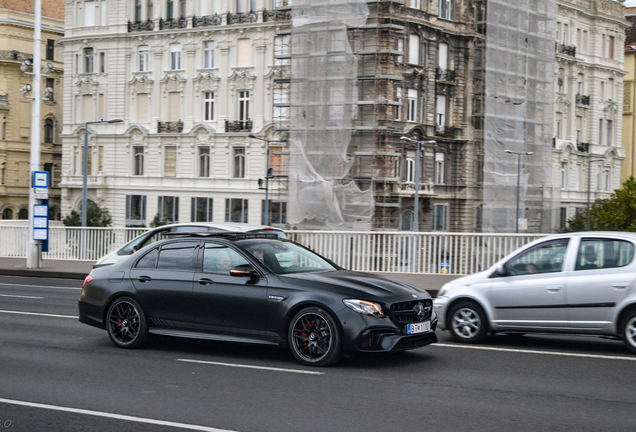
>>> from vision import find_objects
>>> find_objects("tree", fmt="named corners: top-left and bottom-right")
top-left (149, 213), bottom-right (169, 228)
top-left (566, 176), bottom-right (636, 232)
top-left (63, 201), bottom-right (112, 227)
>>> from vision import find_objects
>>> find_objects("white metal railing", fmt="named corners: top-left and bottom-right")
top-left (0, 226), bottom-right (547, 275)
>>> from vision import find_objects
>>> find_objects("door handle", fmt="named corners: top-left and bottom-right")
top-left (546, 285), bottom-right (561, 292)
top-left (198, 278), bottom-right (214, 285)
top-left (137, 276), bottom-right (151, 283)
top-left (612, 282), bottom-right (629, 289)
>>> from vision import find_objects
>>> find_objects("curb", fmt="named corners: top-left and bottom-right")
top-left (0, 269), bottom-right (89, 280)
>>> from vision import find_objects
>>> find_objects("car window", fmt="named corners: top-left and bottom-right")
top-left (247, 229), bottom-right (287, 239)
top-left (241, 240), bottom-right (336, 274)
top-left (122, 228), bottom-right (170, 254)
top-left (575, 238), bottom-right (635, 271)
top-left (156, 242), bottom-right (197, 271)
top-left (203, 244), bottom-right (249, 275)
top-left (173, 226), bottom-right (222, 233)
top-left (505, 239), bottom-right (569, 276)
top-left (135, 248), bottom-right (159, 269)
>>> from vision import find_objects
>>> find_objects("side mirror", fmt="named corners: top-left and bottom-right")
top-left (491, 265), bottom-right (506, 278)
top-left (230, 264), bottom-right (258, 279)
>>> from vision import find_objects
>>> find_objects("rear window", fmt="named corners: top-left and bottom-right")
top-left (248, 229), bottom-right (287, 239)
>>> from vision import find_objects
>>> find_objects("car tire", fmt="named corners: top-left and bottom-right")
top-left (620, 310), bottom-right (636, 354)
top-left (106, 297), bottom-right (148, 349)
top-left (448, 301), bottom-right (488, 344)
top-left (288, 307), bottom-right (342, 367)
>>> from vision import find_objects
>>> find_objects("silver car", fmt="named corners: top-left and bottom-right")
top-left (433, 232), bottom-right (636, 353)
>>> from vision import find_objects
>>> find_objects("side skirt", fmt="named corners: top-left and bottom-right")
top-left (149, 328), bottom-right (280, 346)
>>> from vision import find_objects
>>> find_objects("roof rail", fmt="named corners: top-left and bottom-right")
top-left (163, 231), bottom-right (282, 240)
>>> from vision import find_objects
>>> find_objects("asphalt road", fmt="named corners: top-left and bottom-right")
top-left (1, 275), bottom-right (635, 432)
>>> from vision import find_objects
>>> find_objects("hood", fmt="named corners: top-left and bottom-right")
top-left (278, 270), bottom-right (430, 300)
top-left (447, 269), bottom-right (494, 288)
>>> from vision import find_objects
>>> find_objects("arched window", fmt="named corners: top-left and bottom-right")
top-left (18, 208), bottom-right (28, 220)
top-left (2, 208), bottom-right (13, 220)
top-left (44, 118), bottom-right (54, 143)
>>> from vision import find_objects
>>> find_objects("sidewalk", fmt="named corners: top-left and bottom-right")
top-left (0, 257), bottom-right (458, 295)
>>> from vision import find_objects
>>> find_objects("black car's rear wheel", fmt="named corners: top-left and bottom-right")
top-left (106, 297), bottom-right (148, 348)
top-left (288, 307), bottom-right (342, 367)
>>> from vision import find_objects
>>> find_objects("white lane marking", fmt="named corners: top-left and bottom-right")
top-left (0, 310), bottom-right (77, 319)
top-left (0, 398), bottom-right (237, 432)
top-left (176, 359), bottom-right (324, 375)
top-left (0, 294), bottom-right (44, 299)
top-left (0, 282), bottom-right (81, 290)
top-left (434, 343), bottom-right (636, 362)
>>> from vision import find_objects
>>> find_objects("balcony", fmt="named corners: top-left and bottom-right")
top-left (225, 120), bottom-right (252, 132)
top-left (556, 43), bottom-right (576, 57)
top-left (575, 94), bottom-right (590, 106)
top-left (263, 9), bottom-right (292, 22)
top-left (128, 19), bottom-right (154, 32)
top-left (576, 142), bottom-right (589, 153)
top-left (227, 12), bottom-right (257, 25)
top-left (435, 125), bottom-right (456, 138)
top-left (193, 14), bottom-right (222, 27)
top-left (398, 181), bottom-right (434, 196)
top-left (159, 17), bottom-right (188, 30)
top-left (157, 120), bottom-right (183, 133)
top-left (436, 68), bottom-right (456, 82)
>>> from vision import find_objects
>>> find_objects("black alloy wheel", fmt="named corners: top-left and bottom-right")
top-left (448, 300), bottom-right (488, 344)
top-left (106, 297), bottom-right (148, 349)
top-left (288, 307), bottom-right (342, 367)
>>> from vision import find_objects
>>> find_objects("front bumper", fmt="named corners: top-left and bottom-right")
top-left (337, 307), bottom-right (438, 353)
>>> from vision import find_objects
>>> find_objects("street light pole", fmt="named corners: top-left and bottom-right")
top-left (82, 119), bottom-right (123, 227)
top-left (586, 158), bottom-right (605, 231)
top-left (248, 134), bottom-right (288, 225)
top-left (504, 149), bottom-right (534, 233)
top-left (401, 137), bottom-right (435, 231)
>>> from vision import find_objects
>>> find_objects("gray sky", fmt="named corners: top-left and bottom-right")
top-left (627, 0), bottom-right (636, 6)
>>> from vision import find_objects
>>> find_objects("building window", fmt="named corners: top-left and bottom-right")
top-left (238, 90), bottom-right (250, 122)
top-left (99, 52), bottom-right (105, 73)
top-left (395, 86), bottom-right (402, 120)
top-left (608, 78), bottom-right (614, 101)
top-left (225, 198), bottom-right (248, 223)
top-left (2, 208), bottom-right (12, 219)
top-left (560, 207), bottom-right (567, 231)
top-left (438, 42), bottom-right (448, 69)
top-left (164, 146), bottom-right (176, 177)
top-left (167, 0), bottom-right (174, 20)
top-left (147, 0), bottom-right (154, 19)
top-left (135, 0), bottom-right (142, 22)
top-left (192, 197), bottom-right (213, 222)
top-left (406, 89), bottom-right (417, 122)
top-left (84, 48), bottom-right (94, 73)
top-left (199, 147), bottom-right (210, 177)
top-left (1, 123), bottom-right (5, 140)
top-left (158, 196), bottom-right (179, 224)
top-left (84, 0), bottom-right (96, 26)
top-left (609, 35), bottom-right (615, 59)
top-left (203, 92), bottom-right (214, 121)
top-left (203, 41), bottom-right (215, 68)
top-left (604, 169), bottom-right (610, 192)
top-left (433, 204), bottom-right (448, 231)
top-left (180, 0), bottom-right (186, 18)
top-left (607, 120), bottom-right (613, 146)
top-left (561, 162), bottom-right (567, 190)
top-left (410, 0), bottom-right (421, 8)
top-left (44, 119), bottom-right (54, 144)
top-left (45, 78), bottom-right (55, 102)
top-left (139, 46), bottom-right (149, 72)
top-left (408, 34), bottom-right (420, 65)
top-left (126, 195), bottom-right (146, 227)
top-left (18, 208), bottom-right (28, 220)
top-left (233, 148), bottom-right (245, 178)
top-left (599, 119), bottom-right (603, 145)
top-left (437, 0), bottom-right (451, 19)
top-left (133, 146), bottom-right (144, 175)
top-left (170, 44), bottom-right (181, 70)
top-left (406, 158), bottom-right (415, 183)
top-left (264, 201), bottom-right (287, 225)
top-left (435, 152), bottom-right (444, 184)
top-left (46, 39), bottom-right (55, 61)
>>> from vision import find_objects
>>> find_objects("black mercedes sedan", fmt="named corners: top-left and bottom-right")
top-left (79, 233), bottom-right (437, 366)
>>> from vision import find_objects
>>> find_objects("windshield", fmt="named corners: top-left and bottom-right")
top-left (239, 240), bottom-right (336, 274)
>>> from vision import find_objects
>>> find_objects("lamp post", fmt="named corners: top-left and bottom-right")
top-left (586, 158), bottom-right (605, 231)
top-left (82, 119), bottom-right (123, 227)
top-left (248, 134), bottom-right (288, 225)
top-left (400, 137), bottom-right (436, 232)
top-left (504, 149), bottom-right (534, 233)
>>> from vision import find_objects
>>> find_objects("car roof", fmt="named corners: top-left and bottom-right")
top-left (164, 232), bottom-right (284, 241)
top-left (152, 222), bottom-right (284, 232)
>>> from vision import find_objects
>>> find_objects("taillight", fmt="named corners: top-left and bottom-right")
top-left (82, 275), bottom-right (93, 289)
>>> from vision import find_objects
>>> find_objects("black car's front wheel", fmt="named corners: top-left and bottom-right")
top-left (288, 307), bottom-right (342, 367)
top-left (106, 297), bottom-right (148, 349)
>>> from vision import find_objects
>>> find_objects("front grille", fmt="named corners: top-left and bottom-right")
top-left (390, 299), bottom-right (433, 324)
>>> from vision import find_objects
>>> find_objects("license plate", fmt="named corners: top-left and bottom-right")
top-left (406, 321), bottom-right (430, 334)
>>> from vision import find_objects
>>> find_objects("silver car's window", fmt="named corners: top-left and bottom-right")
top-left (505, 239), bottom-right (569, 276)
top-left (575, 239), bottom-right (635, 271)
top-left (122, 228), bottom-right (169, 254)
top-left (203, 244), bottom-right (249, 275)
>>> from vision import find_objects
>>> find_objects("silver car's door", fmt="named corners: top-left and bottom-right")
top-left (490, 239), bottom-right (571, 330)
top-left (565, 237), bottom-right (636, 330)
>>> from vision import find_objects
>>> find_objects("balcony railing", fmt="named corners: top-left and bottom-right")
top-left (192, 14), bottom-right (222, 27)
top-left (263, 9), bottom-right (292, 22)
top-left (128, 19), bottom-right (154, 32)
top-left (398, 182), bottom-right (434, 196)
top-left (0, 50), bottom-right (30, 62)
top-left (158, 120), bottom-right (184, 133)
top-left (227, 11), bottom-right (257, 25)
top-left (576, 142), bottom-right (589, 153)
top-left (159, 17), bottom-right (188, 30)
top-left (435, 125), bottom-right (456, 138)
top-left (575, 94), bottom-right (590, 106)
top-left (556, 43), bottom-right (576, 57)
top-left (436, 68), bottom-right (456, 82)
top-left (225, 120), bottom-right (252, 132)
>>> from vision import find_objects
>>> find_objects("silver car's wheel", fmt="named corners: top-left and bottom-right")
top-left (449, 301), bottom-right (487, 343)
top-left (621, 311), bottom-right (636, 353)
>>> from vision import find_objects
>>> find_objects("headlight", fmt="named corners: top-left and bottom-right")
top-left (437, 282), bottom-right (451, 298)
top-left (343, 299), bottom-right (385, 317)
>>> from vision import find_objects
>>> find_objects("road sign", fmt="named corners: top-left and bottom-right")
top-left (33, 171), bottom-right (49, 188)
